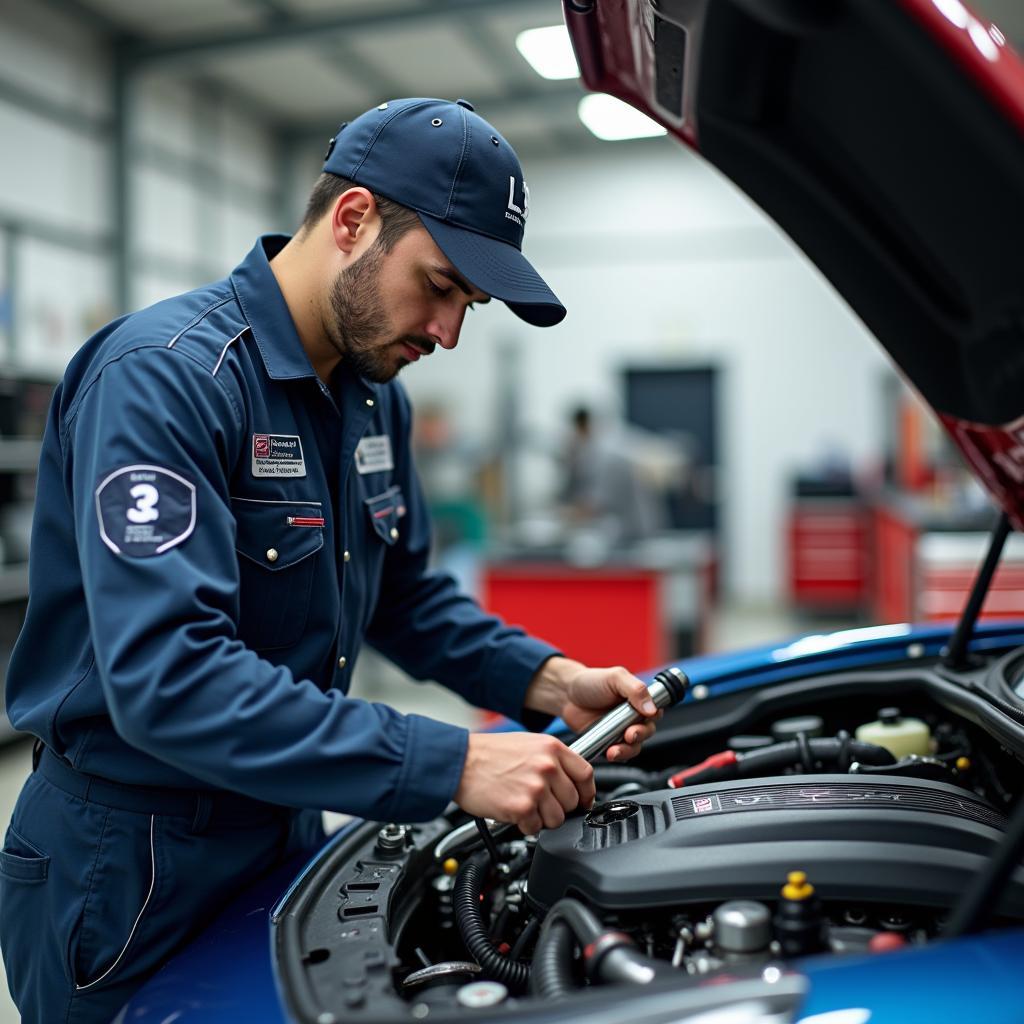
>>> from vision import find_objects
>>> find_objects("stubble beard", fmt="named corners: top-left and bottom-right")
top-left (327, 243), bottom-right (434, 384)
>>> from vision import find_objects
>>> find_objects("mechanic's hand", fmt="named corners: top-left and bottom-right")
top-left (526, 657), bottom-right (661, 763)
top-left (454, 731), bottom-right (595, 835)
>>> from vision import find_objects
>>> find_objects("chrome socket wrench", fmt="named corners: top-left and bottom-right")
top-left (436, 667), bottom-right (690, 860)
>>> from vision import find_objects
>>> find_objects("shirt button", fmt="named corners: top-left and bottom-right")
top-left (390, 527), bottom-right (399, 540)
top-left (266, 548), bottom-right (279, 563)
top-left (343, 550), bottom-right (351, 563)
top-left (338, 656), bottom-right (347, 669)
top-left (366, 398), bottom-right (375, 407)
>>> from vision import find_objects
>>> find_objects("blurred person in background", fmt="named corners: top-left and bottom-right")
top-left (563, 405), bottom-right (667, 545)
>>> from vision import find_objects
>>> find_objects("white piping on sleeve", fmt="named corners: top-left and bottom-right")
top-left (212, 327), bottom-right (247, 376)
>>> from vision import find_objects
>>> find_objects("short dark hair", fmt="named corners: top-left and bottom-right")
top-left (300, 172), bottom-right (421, 252)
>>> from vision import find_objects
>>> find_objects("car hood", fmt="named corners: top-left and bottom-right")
top-left (565, 0), bottom-right (1024, 526)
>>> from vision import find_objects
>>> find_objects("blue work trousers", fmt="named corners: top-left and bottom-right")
top-left (0, 746), bottom-right (324, 1023)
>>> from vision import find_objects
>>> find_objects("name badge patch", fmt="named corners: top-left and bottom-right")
top-left (355, 434), bottom-right (394, 475)
top-left (95, 465), bottom-right (196, 558)
top-left (252, 434), bottom-right (306, 478)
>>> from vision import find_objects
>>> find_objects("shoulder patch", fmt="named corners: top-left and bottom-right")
top-left (95, 465), bottom-right (197, 558)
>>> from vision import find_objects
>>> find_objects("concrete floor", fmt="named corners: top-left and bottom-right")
top-left (0, 601), bottom-right (842, 1021)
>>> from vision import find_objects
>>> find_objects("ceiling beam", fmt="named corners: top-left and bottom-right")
top-left (126, 0), bottom-right (552, 67)
top-left (236, 0), bottom-right (291, 19)
top-left (233, 0), bottom-right (406, 127)
top-left (456, 17), bottom-right (538, 96)
top-left (35, 0), bottom-right (125, 35)
top-left (316, 40), bottom-right (401, 107)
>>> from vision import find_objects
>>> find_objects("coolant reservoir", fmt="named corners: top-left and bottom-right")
top-left (855, 707), bottom-right (931, 758)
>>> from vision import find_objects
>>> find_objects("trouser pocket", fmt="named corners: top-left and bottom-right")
top-left (0, 825), bottom-right (49, 882)
top-left (70, 812), bottom-right (161, 992)
top-left (0, 825), bottom-right (51, 1003)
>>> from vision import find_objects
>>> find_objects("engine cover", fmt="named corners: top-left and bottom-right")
top-left (528, 775), bottom-right (1024, 915)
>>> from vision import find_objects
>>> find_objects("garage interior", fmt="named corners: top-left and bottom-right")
top-left (2, 0), bottom-right (1024, 1017)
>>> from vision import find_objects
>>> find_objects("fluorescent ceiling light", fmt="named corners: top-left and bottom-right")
top-left (577, 94), bottom-right (668, 141)
top-left (515, 25), bottom-right (579, 80)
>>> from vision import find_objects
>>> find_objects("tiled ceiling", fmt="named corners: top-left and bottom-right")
top-left (349, 23), bottom-right (512, 101)
top-left (211, 43), bottom-right (383, 121)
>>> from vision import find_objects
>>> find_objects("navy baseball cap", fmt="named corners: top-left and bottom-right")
top-left (322, 97), bottom-right (565, 328)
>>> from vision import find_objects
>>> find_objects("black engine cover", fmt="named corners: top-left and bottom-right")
top-left (528, 775), bottom-right (1024, 915)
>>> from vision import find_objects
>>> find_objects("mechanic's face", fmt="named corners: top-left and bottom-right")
top-left (326, 225), bottom-right (490, 383)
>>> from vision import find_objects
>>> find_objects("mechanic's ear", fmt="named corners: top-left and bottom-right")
top-left (330, 187), bottom-right (379, 256)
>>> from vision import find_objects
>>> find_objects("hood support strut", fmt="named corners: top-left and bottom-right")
top-left (943, 511), bottom-right (1012, 671)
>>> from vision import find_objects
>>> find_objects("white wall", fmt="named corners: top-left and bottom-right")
top-left (0, 0), bottom-right (279, 374)
top-left (0, 1), bottom-right (112, 373)
top-left (131, 71), bottom-right (281, 307)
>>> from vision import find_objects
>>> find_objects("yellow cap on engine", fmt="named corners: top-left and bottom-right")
top-left (782, 870), bottom-right (815, 901)
top-left (442, 858), bottom-right (459, 876)
top-left (956, 757), bottom-right (971, 772)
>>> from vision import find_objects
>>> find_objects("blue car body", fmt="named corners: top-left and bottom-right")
top-left (118, 619), bottom-right (1024, 1023)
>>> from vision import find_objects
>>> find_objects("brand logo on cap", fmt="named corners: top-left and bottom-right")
top-left (505, 176), bottom-right (530, 227)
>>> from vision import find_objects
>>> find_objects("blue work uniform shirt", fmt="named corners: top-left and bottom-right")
top-left (6, 235), bottom-right (558, 822)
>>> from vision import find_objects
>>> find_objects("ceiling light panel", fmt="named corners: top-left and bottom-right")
top-left (577, 94), bottom-right (668, 141)
top-left (515, 25), bottom-right (579, 80)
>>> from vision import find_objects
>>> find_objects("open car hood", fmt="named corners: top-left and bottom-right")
top-left (565, 0), bottom-right (1024, 526)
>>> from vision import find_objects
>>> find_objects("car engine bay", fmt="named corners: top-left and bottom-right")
top-left (276, 648), bottom-right (1024, 1022)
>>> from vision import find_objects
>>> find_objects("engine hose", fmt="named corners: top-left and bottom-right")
top-left (670, 737), bottom-right (895, 787)
top-left (454, 852), bottom-right (530, 992)
top-left (740, 737), bottom-right (895, 775)
top-left (530, 919), bottom-right (575, 998)
top-left (532, 898), bottom-right (665, 996)
top-left (531, 899), bottom-right (603, 998)
top-left (510, 915), bottom-right (540, 961)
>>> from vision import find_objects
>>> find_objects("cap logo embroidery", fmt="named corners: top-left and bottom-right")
top-left (505, 176), bottom-right (530, 227)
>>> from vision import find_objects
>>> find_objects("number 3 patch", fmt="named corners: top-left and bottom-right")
top-left (95, 464), bottom-right (197, 558)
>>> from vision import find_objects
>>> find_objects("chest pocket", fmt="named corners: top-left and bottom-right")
top-left (364, 486), bottom-right (406, 546)
top-left (232, 498), bottom-right (324, 650)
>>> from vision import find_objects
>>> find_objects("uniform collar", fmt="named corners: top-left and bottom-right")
top-left (231, 235), bottom-right (380, 406)
top-left (230, 234), bottom-right (320, 381)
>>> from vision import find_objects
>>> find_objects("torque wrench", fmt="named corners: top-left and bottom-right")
top-left (435, 667), bottom-right (690, 860)
top-left (568, 666), bottom-right (689, 761)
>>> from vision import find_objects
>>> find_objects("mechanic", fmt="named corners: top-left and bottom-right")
top-left (0, 98), bottom-right (660, 1024)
